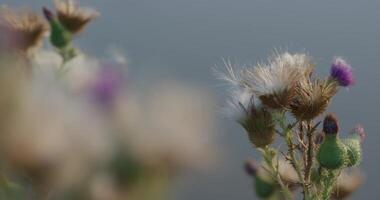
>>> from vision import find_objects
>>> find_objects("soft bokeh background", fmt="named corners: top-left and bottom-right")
top-left (2, 0), bottom-right (379, 199)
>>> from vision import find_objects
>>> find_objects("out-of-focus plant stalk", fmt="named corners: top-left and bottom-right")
top-left (260, 146), bottom-right (292, 200)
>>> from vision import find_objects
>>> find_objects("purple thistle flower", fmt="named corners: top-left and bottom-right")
top-left (330, 57), bottom-right (355, 87)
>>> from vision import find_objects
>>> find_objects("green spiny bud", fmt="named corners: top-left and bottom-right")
top-left (317, 114), bottom-right (347, 170)
top-left (344, 138), bottom-right (361, 167)
top-left (344, 125), bottom-right (365, 167)
top-left (43, 7), bottom-right (72, 49)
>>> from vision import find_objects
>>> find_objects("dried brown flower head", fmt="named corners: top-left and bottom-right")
top-left (239, 106), bottom-right (275, 148)
top-left (243, 52), bottom-right (315, 110)
top-left (55, 0), bottom-right (99, 34)
top-left (290, 79), bottom-right (338, 121)
top-left (259, 88), bottom-right (296, 110)
top-left (0, 7), bottom-right (48, 53)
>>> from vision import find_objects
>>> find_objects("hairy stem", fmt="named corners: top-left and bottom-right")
top-left (299, 122), bottom-right (307, 170)
top-left (285, 129), bottom-right (309, 199)
top-left (262, 147), bottom-right (293, 200)
top-left (320, 169), bottom-right (340, 200)
top-left (304, 121), bottom-right (315, 187)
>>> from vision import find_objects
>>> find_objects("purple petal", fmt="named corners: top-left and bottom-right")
top-left (330, 57), bottom-right (355, 87)
top-left (92, 65), bottom-right (123, 107)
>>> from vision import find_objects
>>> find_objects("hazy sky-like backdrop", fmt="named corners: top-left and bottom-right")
top-left (2, 0), bottom-right (379, 199)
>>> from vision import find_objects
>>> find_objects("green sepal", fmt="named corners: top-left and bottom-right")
top-left (49, 19), bottom-right (72, 49)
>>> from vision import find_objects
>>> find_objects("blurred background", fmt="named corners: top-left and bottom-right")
top-left (1, 0), bottom-right (379, 199)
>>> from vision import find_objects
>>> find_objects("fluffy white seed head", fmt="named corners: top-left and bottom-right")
top-left (243, 52), bottom-right (314, 97)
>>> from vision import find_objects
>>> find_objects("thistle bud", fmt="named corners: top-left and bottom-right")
top-left (317, 114), bottom-right (347, 169)
top-left (323, 114), bottom-right (339, 135)
top-left (43, 7), bottom-right (72, 49)
top-left (344, 125), bottom-right (365, 167)
top-left (239, 106), bottom-right (275, 148)
top-left (344, 139), bottom-right (361, 167)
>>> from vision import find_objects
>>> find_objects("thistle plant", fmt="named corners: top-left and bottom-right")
top-left (219, 52), bottom-right (364, 200)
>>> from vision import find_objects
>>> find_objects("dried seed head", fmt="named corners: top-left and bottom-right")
top-left (323, 113), bottom-right (339, 135)
top-left (0, 7), bottom-right (48, 53)
top-left (239, 106), bottom-right (276, 148)
top-left (243, 52), bottom-right (314, 109)
top-left (55, 0), bottom-right (99, 34)
top-left (214, 59), bottom-right (255, 122)
top-left (259, 88), bottom-right (295, 110)
top-left (290, 79), bottom-right (338, 121)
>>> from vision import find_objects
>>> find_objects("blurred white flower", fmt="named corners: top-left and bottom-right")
top-left (0, 75), bottom-right (112, 191)
top-left (114, 82), bottom-right (218, 170)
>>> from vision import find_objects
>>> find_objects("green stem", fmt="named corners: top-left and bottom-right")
top-left (320, 169), bottom-right (339, 200)
top-left (262, 147), bottom-right (293, 200)
top-left (304, 121), bottom-right (315, 189)
top-left (277, 113), bottom-right (309, 199)
top-left (285, 129), bottom-right (308, 198)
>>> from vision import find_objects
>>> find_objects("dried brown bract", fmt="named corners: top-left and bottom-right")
top-left (290, 79), bottom-right (338, 121)
top-left (55, 0), bottom-right (99, 34)
top-left (243, 52), bottom-right (315, 110)
top-left (239, 106), bottom-right (276, 148)
top-left (0, 7), bottom-right (48, 53)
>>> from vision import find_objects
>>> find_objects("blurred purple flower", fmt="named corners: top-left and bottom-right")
top-left (330, 57), bottom-right (355, 87)
top-left (351, 124), bottom-right (366, 143)
top-left (244, 159), bottom-right (258, 177)
top-left (92, 65), bottom-right (123, 107)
